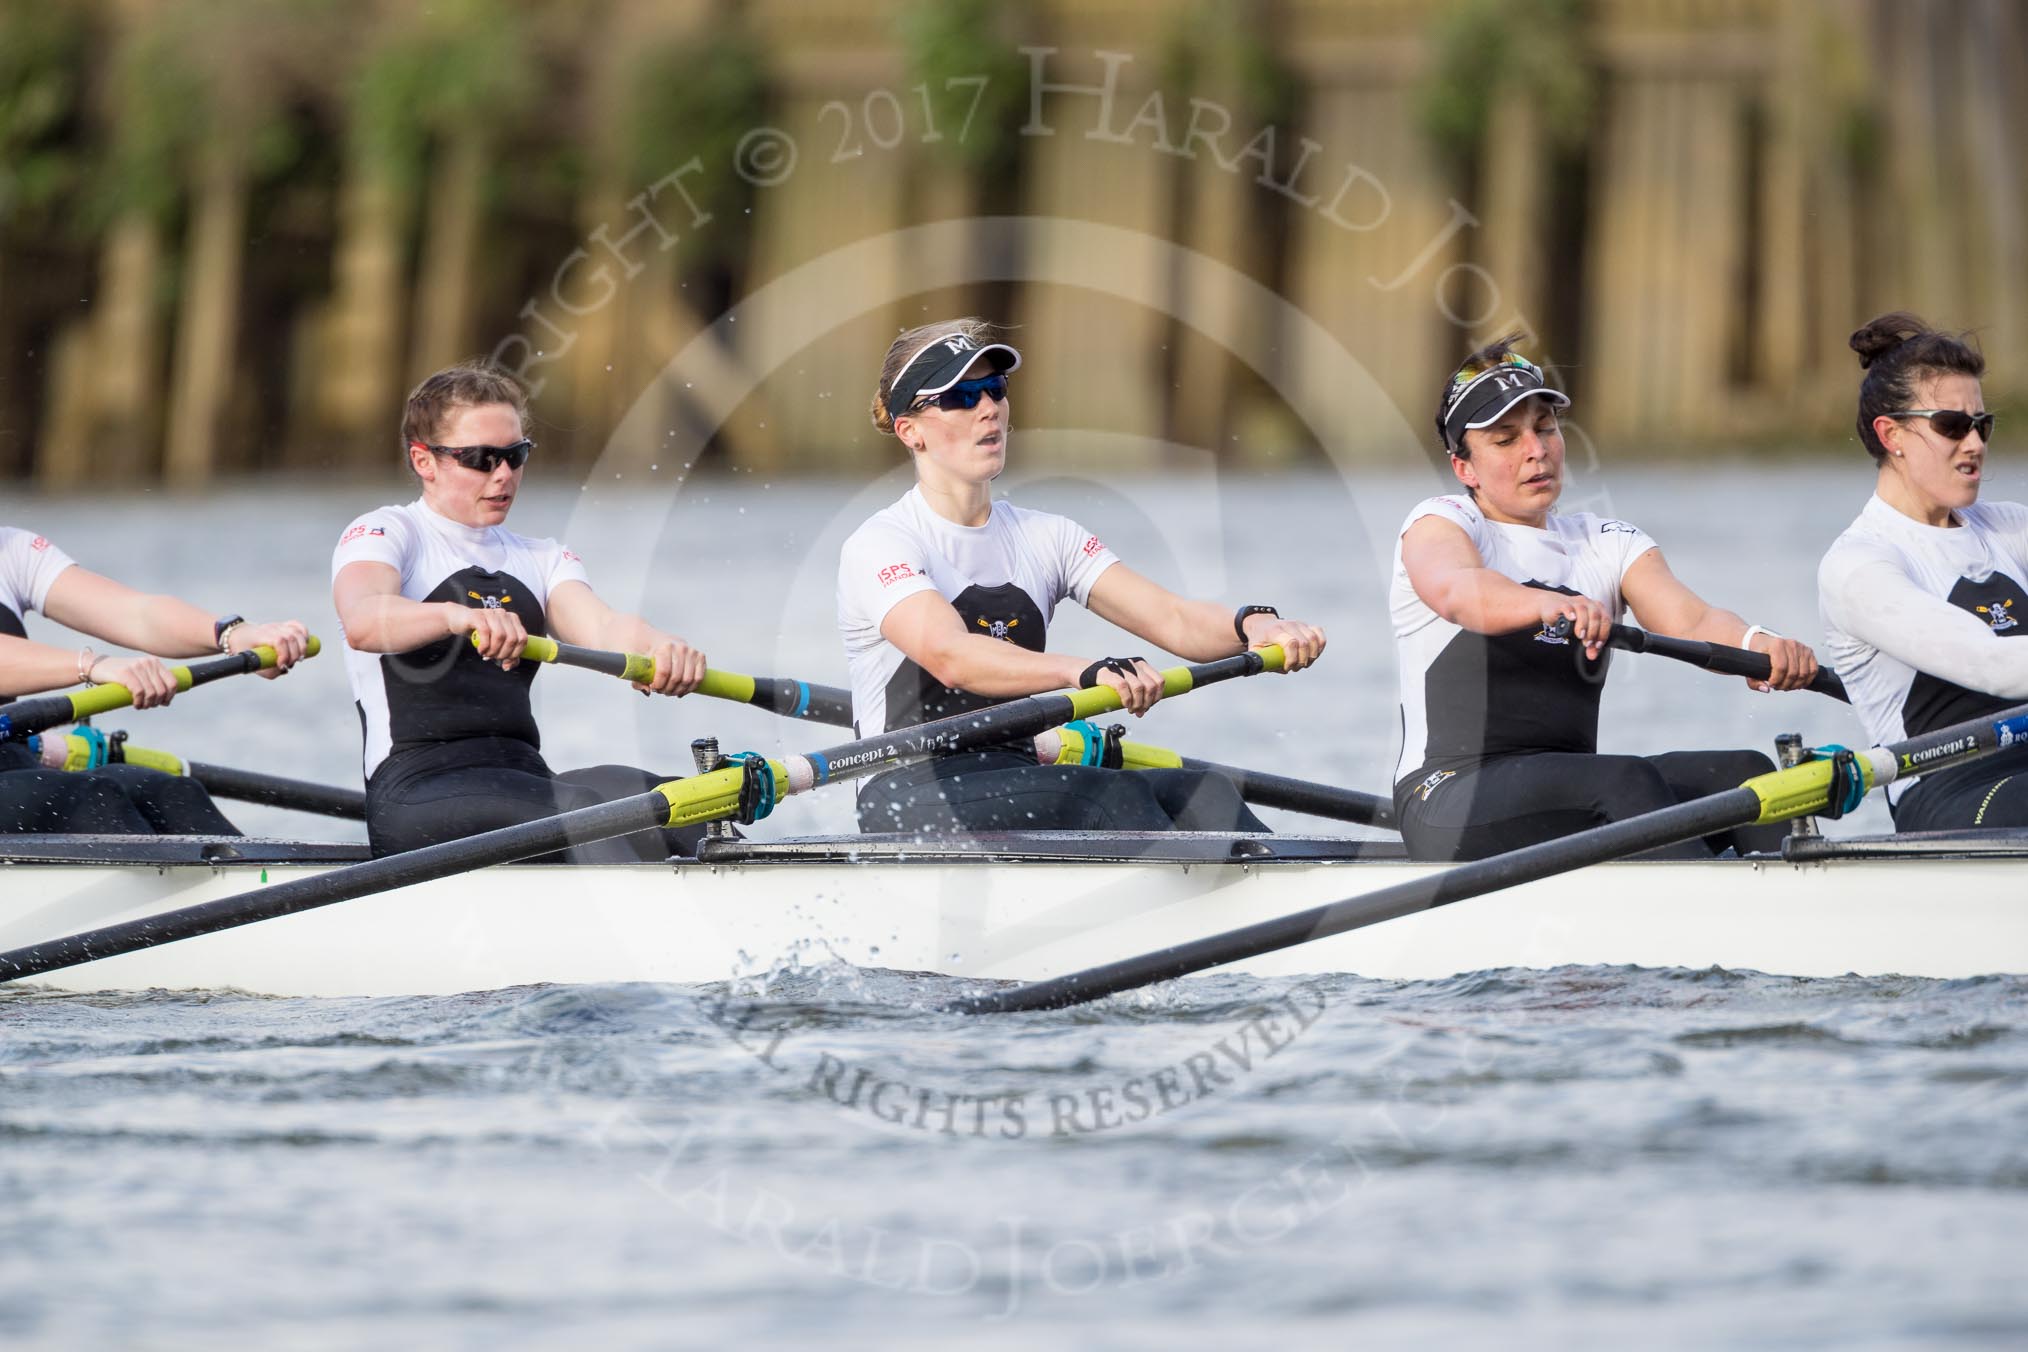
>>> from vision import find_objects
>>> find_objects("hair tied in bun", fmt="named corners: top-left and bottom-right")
top-left (1849, 312), bottom-right (1931, 370)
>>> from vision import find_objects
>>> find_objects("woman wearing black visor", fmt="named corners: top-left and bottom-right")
top-left (838, 317), bottom-right (1326, 836)
top-left (1389, 335), bottom-right (1820, 861)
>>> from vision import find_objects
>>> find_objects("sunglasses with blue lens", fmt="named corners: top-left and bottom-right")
top-left (910, 373), bottom-right (1009, 414)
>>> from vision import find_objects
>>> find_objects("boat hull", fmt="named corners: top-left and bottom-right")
top-left (3, 834), bottom-right (2022, 996)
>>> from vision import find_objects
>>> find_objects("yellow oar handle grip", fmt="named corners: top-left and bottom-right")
top-left (1743, 753), bottom-right (1880, 825)
top-left (512, 635), bottom-right (759, 699)
top-left (697, 669), bottom-right (757, 701)
top-left (1046, 724), bottom-right (1186, 770)
top-left (651, 760), bottom-right (789, 828)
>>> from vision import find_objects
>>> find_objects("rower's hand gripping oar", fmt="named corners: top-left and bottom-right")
top-left (0, 646), bottom-right (1288, 984)
top-left (951, 695), bottom-right (2011, 1014)
top-left (1598, 623), bottom-right (1849, 701)
top-left (0, 640), bottom-right (322, 743)
top-left (517, 635), bottom-right (1395, 830)
top-left (502, 636), bottom-right (853, 722)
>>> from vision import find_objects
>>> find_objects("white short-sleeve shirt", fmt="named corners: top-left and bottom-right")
top-left (837, 486), bottom-right (1119, 740)
top-left (1390, 494), bottom-right (1658, 787)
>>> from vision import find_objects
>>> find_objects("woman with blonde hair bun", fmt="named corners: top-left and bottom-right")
top-left (838, 317), bottom-right (1327, 836)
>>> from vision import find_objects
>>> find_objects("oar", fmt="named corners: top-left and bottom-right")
top-left (73, 737), bottom-right (364, 820)
top-left (0, 646), bottom-right (1287, 984)
top-left (1604, 624), bottom-right (1848, 701)
top-left (1036, 723), bottom-right (1396, 829)
top-left (0, 640), bottom-right (320, 742)
top-left (525, 637), bottom-right (1395, 830)
top-left (508, 636), bottom-right (853, 722)
top-left (952, 696), bottom-right (2021, 1013)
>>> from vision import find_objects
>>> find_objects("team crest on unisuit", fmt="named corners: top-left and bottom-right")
top-left (1414, 769), bottom-right (1456, 801)
top-left (976, 615), bottom-right (1021, 641)
top-left (1977, 598), bottom-right (2018, 631)
top-left (1533, 623), bottom-right (1570, 645)
top-left (467, 589), bottom-right (513, 610)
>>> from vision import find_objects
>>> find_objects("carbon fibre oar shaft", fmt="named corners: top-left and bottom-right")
top-left (953, 695), bottom-right (2028, 1013)
top-left (1605, 624), bottom-right (1848, 701)
top-left (512, 637), bottom-right (853, 723)
top-left (0, 647), bottom-right (1289, 984)
top-left (0, 640), bottom-right (320, 742)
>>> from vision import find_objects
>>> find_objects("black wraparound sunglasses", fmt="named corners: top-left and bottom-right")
top-left (411, 438), bottom-right (536, 472)
top-left (1886, 409), bottom-right (1996, 443)
top-left (909, 374), bottom-right (1009, 415)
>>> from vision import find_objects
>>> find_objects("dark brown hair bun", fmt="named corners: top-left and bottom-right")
top-left (1849, 312), bottom-right (1930, 370)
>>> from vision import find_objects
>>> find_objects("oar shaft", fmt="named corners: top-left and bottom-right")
top-left (2, 650), bottom-right (1285, 984)
top-left (955, 696), bottom-right (2028, 1014)
top-left (0, 640), bottom-right (319, 741)
top-left (0, 783), bottom-right (700, 982)
top-left (956, 789), bottom-right (1757, 1013)
top-left (1181, 758), bottom-right (1397, 829)
top-left (1608, 625), bottom-right (1848, 701)
top-left (46, 733), bottom-right (367, 820)
top-left (517, 637), bottom-right (853, 723)
top-left (187, 764), bottom-right (366, 820)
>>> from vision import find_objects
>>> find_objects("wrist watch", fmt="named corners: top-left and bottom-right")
top-left (1233, 604), bottom-right (1279, 644)
top-left (213, 614), bottom-right (246, 653)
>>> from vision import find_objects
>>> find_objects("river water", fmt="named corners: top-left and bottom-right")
top-left (3, 462), bottom-right (2025, 1346)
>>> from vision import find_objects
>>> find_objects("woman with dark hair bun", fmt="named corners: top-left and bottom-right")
top-left (1390, 336), bottom-right (1821, 862)
top-left (1819, 312), bottom-right (2027, 830)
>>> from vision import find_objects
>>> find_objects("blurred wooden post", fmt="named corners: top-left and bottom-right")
top-left (164, 141), bottom-right (247, 486)
top-left (318, 158), bottom-right (410, 460)
top-left (38, 215), bottom-right (165, 488)
top-left (408, 128), bottom-right (485, 381)
top-left (1476, 92), bottom-right (1545, 351)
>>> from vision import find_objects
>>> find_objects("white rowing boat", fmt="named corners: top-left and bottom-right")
top-left (4, 830), bottom-right (2024, 998)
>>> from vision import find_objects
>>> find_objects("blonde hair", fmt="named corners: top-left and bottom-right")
top-left (868, 316), bottom-right (1003, 436)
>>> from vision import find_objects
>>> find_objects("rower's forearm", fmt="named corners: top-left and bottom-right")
top-left (105, 594), bottom-right (218, 658)
top-left (1428, 569), bottom-right (1552, 634)
top-left (594, 611), bottom-right (674, 657)
top-left (925, 636), bottom-right (1086, 696)
top-left (1679, 607), bottom-right (1750, 647)
top-left (0, 636), bottom-right (93, 697)
top-left (341, 596), bottom-right (459, 654)
top-left (1151, 598), bottom-right (1248, 662)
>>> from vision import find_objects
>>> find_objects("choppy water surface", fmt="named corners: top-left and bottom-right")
top-left (4, 465), bottom-right (2028, 1345)
top-left (4, 968), bottom-right (2025, 1347)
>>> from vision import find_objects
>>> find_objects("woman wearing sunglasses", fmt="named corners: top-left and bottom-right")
top-left (1, 527), bottom-right (308, 834)
top-left (332, 362), bottom-right (709, 861)
top-left (1392, 335), bottom-right (1821, 862)
top-left (1819, 312), bottom-right (2025, 830)
top-left (839, 318), bottom-right (1327, 836)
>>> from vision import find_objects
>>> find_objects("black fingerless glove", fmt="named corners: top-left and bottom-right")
top-left (1078, 656), bottom-right (1147, 689)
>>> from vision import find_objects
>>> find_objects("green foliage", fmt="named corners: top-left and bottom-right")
top-left (1418, 0), bottom-right (1595, 172)
top-left (103, 18), bottom-right (208, 224)
top-left (1161, 0), bottom-right (1298, 132)
top-left (624, 23), bottom-right (766, 269)
top-left (352, 0), bottom-right (537, 191)
top-left (96, 0), bottom-right (338, 226)
top-left (0, 0), bottom-right (88, 227)
top-left (898, 0), bottom-right (1029, 178)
